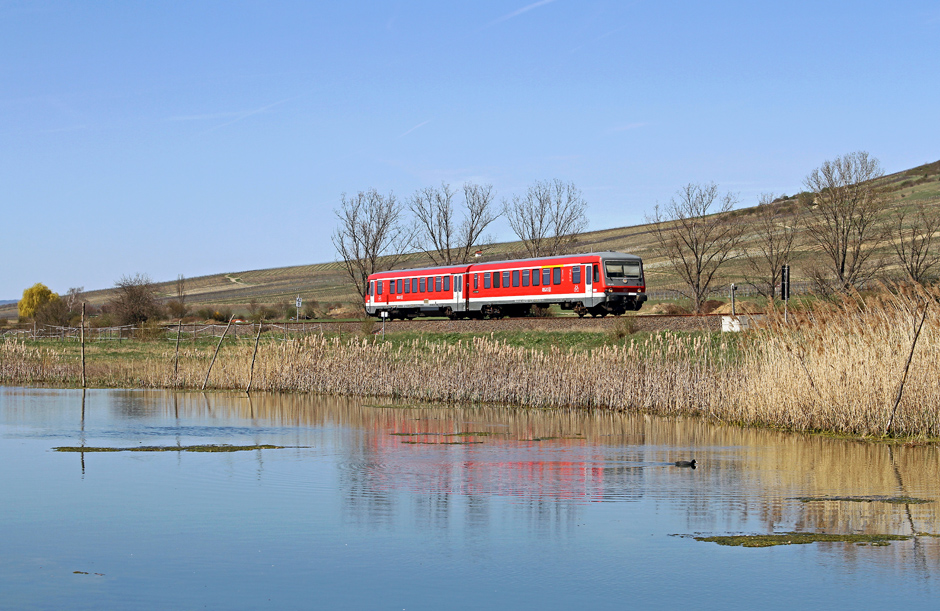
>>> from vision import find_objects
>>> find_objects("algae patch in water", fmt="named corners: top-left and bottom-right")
top-left (400, 441), bottom-right (484, 445)
top-left (54, 444), bottom-right (288, 453)
top-left (390, 432), bottom-right (441, 436)
top-left (694, 532), bottom-right (911, 547)
top-left (444, 432), bottom-right (505, 437)
top-left (794, 495), bottom-right (932, 505)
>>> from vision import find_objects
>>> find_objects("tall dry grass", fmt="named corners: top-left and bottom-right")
top-left (734, 286), bottom-right (940, 437)
top-left (2, 286), bottom-right (938, 438)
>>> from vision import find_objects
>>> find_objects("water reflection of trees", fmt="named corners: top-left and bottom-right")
top-left (153, 391), bottom-right (940, 565)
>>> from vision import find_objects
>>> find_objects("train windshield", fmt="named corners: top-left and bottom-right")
top-left (605, 260), bottom-right (642, 280)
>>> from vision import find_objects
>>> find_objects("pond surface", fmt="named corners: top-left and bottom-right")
top-left (2, 387), bottom-right (940, 609)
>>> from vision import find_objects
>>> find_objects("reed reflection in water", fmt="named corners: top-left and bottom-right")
top-left (2, 387), bottom-right (940, 609)
top-left (159, 392), bottom-right (940, 542)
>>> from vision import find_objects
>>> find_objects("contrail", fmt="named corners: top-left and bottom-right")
top-left (399, 119), bottom-right (432, 138)
top-left (198, 94), bottom-right (303, 134)
top-left (486, 0), bottom-right (557, 28)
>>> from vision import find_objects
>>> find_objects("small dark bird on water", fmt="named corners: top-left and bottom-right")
top-left (674, 459), bottom-right (696, 468)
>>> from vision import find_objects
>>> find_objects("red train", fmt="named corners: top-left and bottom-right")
top-left (365, 251), bottom-right (646, 319)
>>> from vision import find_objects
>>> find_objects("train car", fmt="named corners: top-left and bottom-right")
top-left (365, 251), bottom-right (646, 319)
top-left (366, 263), bottom-right (471, 319)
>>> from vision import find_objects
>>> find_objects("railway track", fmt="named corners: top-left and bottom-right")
top-left (299, 313), bottom-right (726, 334)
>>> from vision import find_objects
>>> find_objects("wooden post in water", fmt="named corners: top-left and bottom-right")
top-left (173, 319), bottom-right (183, 379)
top-left (201, 315), bottom-right (234, 391)
top-left (246, 319), bottom-right (264, 393)
top-left (885, 299), bottom-right (930, 436)
top-left (80, 303), bottom-right (86, 388)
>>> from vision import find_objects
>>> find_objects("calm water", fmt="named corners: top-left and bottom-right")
top-left (2, 387), bottom-right (939, 610)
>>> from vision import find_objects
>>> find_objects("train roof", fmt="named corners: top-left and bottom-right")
top-left (469, 251), bottom-right (642, 268)
top-left (369, 251), bottom-right (642, 278)
top-left (370, 263), bottom-right (471, 277)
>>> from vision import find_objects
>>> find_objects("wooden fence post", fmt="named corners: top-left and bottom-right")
top-left (201, 315), bottom-right (235, 391)
top-left (81, 303), bottom-right (86, 388)
top-left (174, 319), bottom-right (183, 379)
top-left (246, 320), bottom-right (264, 393)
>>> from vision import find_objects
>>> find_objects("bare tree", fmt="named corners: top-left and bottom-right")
top-left (332, 189), bottom-right (411, 305)
top-left (35, 296), bottom-right (70, 327)
top-left (461, 182), bottom-right (500, 260)
top-left (504, 179), bottom-right (588, 257)
top-left (167, 274), bottom-right (188, 318)
top-left (891, 202), bottom-right (940, 284)
top-left (65, 286), bottom-right (84, 312)
top-left (111, 273), bottom-right (161, 325)
top-left (410, 182), bottom-right (500, 265)
top-left (649, 183), bottom-right (745, 313)
top-left (742, 194), bottom-right (800, 299)
top-left (803, 151), bottom-right (888, 292)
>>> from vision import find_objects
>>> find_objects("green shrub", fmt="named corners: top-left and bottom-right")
top-left (530, 305), bottom-right (554, 317)
top-left (135, 320), bottom-right (167, 341)
top-left (608, 315), bottom-right (637, 340)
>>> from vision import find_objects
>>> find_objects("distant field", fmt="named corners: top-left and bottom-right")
top-left (2, 159), bottom-right (937, 320)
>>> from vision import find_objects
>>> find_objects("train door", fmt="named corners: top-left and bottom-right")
top-left (453, 275), bottom-right (463, 312)
top-left (583, 265), bottom-right (592, 298)
top-left (464, 274), bottom-right (471, 311)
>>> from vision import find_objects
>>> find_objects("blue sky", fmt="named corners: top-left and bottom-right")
top-left (2, 0), bottom-right (938, 299)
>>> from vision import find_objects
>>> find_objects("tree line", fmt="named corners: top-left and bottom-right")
top-left (332, 179), bottom-right (589, 303)
top-left (12, 150), bottom-right (938, 325)
top-left (337, 151), bottom-right (940, 313)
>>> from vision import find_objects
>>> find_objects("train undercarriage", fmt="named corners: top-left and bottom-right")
top-left (376, 296), bottom-right (645, 321)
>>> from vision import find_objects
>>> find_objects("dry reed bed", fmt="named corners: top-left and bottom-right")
top-left (2, 288), bottom-right (938, 438)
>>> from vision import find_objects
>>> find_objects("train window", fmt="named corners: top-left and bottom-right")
top-left (420, 278), bottom-right (426, 292)
top-left (474, 274), bottom-right (479, 289)
top-left (484, 273), bottom-right (491, 289)
top-left (542, 268), bottom-right (551, 286)
top-left (412, 278), bottom-right (418, 293)
top-left (368, 281), bottom-right (373, 296)
top-left (605, 261), bottom-right (642, 279)
top-left (444, 276), bottom-right (451, 291)
top-left (572, 266), bottom-right (581, 284)
top-left (377, 281), bottom-right (383, 295)
top-left (503, 271), bottom-right (511, 287)
top-left (586, 265), bottom-right (592, 285)
top-left (396, 279), bottom-right (403, 293)
top-left (553, 267), bottom-right (561, 285)
top-left (404, 279), bottom-right (410, 294)
top-left (593, 264), bottom-right (600, 283)
top-left (493, 271), bottom-right (500, 288)
top-left (532, 269), bottom-right (540, 286)
top-left (435, 276), bottom-right (442, 292)
top-left (522, 270), bottom-right (530, 287)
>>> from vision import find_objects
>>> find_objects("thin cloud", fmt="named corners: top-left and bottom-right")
top-left (486, 0), bottom-right (557, 28)
top-left (167, 110), bottom-right (252, 122)
top-left (399, 119), bottom-right (432, 138)
top-left (195, 95), bottom-right (303, 134)
top-left (570, 25), bottom-right (628, 53)
top-left (41, 124), bottom-right (88, 134)
top-left (611, 122), bottom-right (647, 132)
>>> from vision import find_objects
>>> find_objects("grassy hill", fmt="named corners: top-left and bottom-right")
top-left (3, 159), bottom-right (938, 320)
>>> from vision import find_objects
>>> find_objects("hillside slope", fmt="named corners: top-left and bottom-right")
top-left (3, 159), bottom-right (938, 319)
